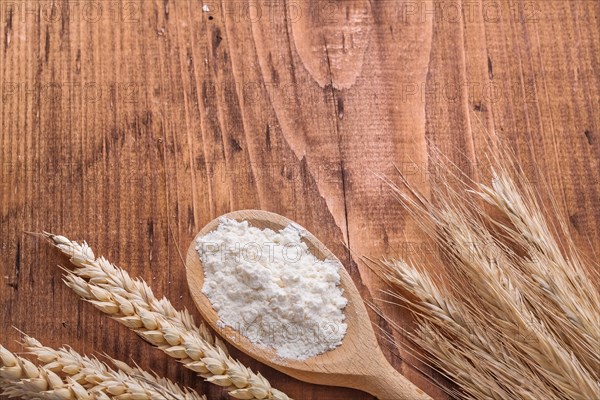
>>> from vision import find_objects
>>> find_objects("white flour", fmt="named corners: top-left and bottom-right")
top-left (195, 217), bottom-right (348, 360)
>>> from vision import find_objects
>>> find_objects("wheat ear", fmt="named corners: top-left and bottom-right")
top-left (1, 336), bottom-right (206, 400)
top-left (23, 335), bottom-right (206, 400)
top-left (383, 169), bottom-right (600, 399)
top-left (378, 259), bottom-right (560, 400)
top-left (435, 203), bottom-right (598, 399)
top-left (43, 232), bottom-right (291, 400)
top-left (1, 343), bottom-right (80, 400)
top-left (476, 170), bottom-right (600, 377)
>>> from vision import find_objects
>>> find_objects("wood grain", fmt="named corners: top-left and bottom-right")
top-left (1, 1), bottom-right (599, 399)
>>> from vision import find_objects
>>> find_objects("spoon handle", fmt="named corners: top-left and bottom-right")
top-left (361, 362), bottom-right (432, 400)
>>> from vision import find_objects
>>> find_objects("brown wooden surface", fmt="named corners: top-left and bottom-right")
top-left (1, 1), bottom-right (599, 399)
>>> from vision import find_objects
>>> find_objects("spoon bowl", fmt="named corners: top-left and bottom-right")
top-left (185, 210), bottom-right (431, 400)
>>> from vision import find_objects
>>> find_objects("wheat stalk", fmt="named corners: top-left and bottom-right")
top-left (378, 259), bottom-right (561, 400)
top-left (43, 233), bottom-right (291, 400)
top-left (42, 234), bottom-right (218, 348)
top-left (432, 197), bottom-right (597, 399)
top-left (476, 170), bottom-right (600, 377)
top-left (24, 335), bottom-right (206, 400)
top-left (413, 323), bottom-right (510, 400)
top-left (377, 154), bottom-right (600, 399)
top-left (1, 335), bottom-right (206, 400)
top-left (1, 343), bottom-right (77, 400)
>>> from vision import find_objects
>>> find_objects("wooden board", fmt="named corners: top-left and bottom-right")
top-left (1, 1), bottom-right (598, 399)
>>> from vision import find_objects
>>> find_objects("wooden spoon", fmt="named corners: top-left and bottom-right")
top-left (185, 210), bottom-right (431, 400)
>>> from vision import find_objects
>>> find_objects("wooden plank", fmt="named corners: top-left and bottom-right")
top-left (1, 1), bottom-right (598, 399)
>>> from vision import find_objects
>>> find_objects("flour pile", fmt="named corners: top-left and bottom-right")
top-left (196, 217), bottom-right (348, 360)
